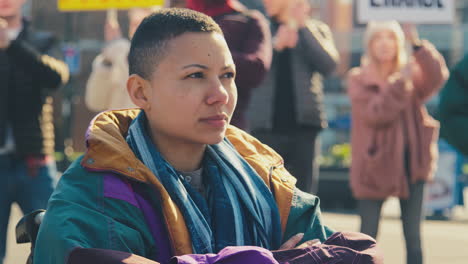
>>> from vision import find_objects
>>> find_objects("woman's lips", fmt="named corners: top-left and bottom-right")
top-left (200, 115), bottom-right (228, 128)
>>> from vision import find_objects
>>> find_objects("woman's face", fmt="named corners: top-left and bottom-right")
top-left (0, 0), bottom-right (25, 18)
top-left (144, 32), bottom-right (237, 148)
top-left (370, 30), bottom-right (398, 64)
top-left (263, 0), bottom-right (290, 18)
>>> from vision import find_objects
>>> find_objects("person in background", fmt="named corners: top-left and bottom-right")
top-left (170, 0), bottom-right (187, 8)
top-left (438, 55), bottom-right (468, 211)
top-left (187, 0), bottom-right (272, 130)
top-left (85, 7), bottom-right (157, 112)
top-left (238, 0), bottom-right (266, 14)
top-left (0, 0), bottom-right (69, 263)
top-left (34, 8), bottom-right (382, 264)
top-left (346, 21), bottom-right (448, 264)
top-left (248, 0), bottom-right (339, 195)
top-left (439, 54), bottom-right (468, 156)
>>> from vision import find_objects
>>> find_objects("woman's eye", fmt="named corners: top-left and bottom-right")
top-left (221, 72), bottom-right (235, 79)
top-left (187, 72), bottom-right (204, 79)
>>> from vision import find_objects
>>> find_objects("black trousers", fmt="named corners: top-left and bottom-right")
top-left (252, 128), bottom-right (321, 194)
top-left (358, 181), bottom-right (425, 264)
top-left (358, 149), bottom-right (424, 264)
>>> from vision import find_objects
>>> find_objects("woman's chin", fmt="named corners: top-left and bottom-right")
top-left (203, 133), bottom-right (226, 145)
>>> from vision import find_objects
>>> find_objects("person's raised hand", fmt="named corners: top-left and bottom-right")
top-left (104, 9), bottom-right (122, 42)
top-left (274, 24), bottom-right (299, 51)
top-left (290, 0), bottom-right (310, 28)
top-left (402, 23), bottom-right (420, 46)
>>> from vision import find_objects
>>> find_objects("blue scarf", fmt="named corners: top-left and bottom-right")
top-left (126, 112), bottom-right (282, 254)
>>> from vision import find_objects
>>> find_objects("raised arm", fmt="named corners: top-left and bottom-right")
top-left (6, 37), bottom-right (69, 91)
top-left (412, 40), bottom-right (449, 102)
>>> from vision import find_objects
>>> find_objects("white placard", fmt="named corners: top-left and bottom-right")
top-left (424, 140), bottom-right (459, 212)
top-left (357, 0), bottom-right (455, 24)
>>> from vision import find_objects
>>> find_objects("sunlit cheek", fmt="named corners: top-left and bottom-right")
top-left (231, 90), bottom-right (238, 108)
top-left (227, 82), bottom-right (237, 101)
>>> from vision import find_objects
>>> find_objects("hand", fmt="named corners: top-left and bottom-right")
top-left (274, 24), bottom-right (299, 51)
top-left (402, 23), bottom-right (420, 45)
top-left (296, 239), bottom-right (321, 249)
top-left (104, 10), bottom-right (122, 42)
top-left (289, 0), bottom-right (311, 28)
top-left (0, 18), bottom-right (11, 50)
top-left (279, 233), bottom-right (304, 250)
top-left (390, 66), bottom-right (413, 95)
top-left (400, 62), bottom-right (413, 81)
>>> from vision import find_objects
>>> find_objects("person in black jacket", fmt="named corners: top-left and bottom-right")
top-left (0, 0), bottom-right (69, 262)
top-left (248, 0), bottom-right (339, 195)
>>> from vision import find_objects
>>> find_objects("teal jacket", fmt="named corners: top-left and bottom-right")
top-left (439, 54), bottom-right (468, 156)
top-left (34, 110), bottom-right (333, 264)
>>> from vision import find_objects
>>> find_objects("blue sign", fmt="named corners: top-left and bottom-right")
top-left (63, 45), bottom-right (81, 75)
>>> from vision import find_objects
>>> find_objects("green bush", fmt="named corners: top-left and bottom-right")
top-left (319, 143), bottom-right (351, 168)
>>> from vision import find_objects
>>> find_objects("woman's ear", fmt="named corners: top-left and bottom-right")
top-left (127, 74), bottom-right (151, 110)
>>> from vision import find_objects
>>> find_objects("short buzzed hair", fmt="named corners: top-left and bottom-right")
top-left (128, 8), bottom-right (223, 79)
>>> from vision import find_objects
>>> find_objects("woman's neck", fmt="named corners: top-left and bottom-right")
top-left (151, 132), bottom-right (206, 172)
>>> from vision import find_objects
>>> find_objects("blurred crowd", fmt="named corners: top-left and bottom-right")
top-left (1, 0), bottom-right (467, 264)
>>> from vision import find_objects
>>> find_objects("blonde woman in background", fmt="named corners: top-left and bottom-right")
top-left (85, 8), bottom-right (158, 112)
top-left (346, 21), bottom-right (448, 264)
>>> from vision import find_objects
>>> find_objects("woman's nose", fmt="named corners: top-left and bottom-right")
top-left (206, 79), bottom-right (230, 105)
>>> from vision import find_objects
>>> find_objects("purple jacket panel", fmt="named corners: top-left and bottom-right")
top-left (103, 174), bottom-right (172, 263)
top-left (103, 173), bottom-right (139, 207)
top-left (132, 181), bottom-right (173, 263)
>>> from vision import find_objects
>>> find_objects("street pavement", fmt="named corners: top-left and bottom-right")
top-left (322, 196), bottom-right (468, 264)
top-left (4, 193), bottom-right (468, 264)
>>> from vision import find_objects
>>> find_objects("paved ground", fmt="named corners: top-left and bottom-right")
top-left (322, 197), bottom-right (468, 264)
top-left (4, 194), bottom-right (468, 264)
